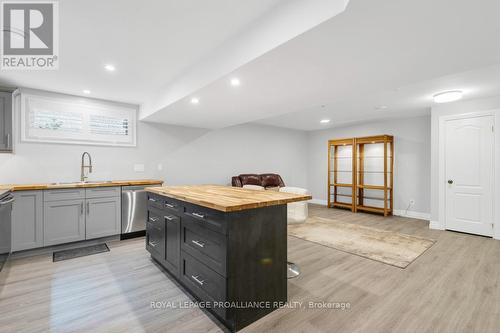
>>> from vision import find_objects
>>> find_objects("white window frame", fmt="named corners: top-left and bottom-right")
top-left (18, 89), bottom-right (137, 147)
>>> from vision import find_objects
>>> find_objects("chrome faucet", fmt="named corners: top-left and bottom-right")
top-left (81, 152), bottom-right (93, 182)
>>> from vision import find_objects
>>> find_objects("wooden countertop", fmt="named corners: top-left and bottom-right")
top-left (146, 185), bottom-right (312, 212)
top-left (0, 179), bottom-right (163, 191)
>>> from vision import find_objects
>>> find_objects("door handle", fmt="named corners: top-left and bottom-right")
top-left (87, 202), bottom-right (90, 214)
top-left (80, 202), bottom-right (84, 215)
top-left (191, 275), bottom-right (205, 286)
top-left (6, 134), bottom-right (11, 150)
top-left (447, 180), bottom-right (454, 184)
top-left (191, 240), bottom-right (205, 248)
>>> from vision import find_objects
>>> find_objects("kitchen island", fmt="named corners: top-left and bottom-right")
top-left (145, 185), bottom-right (311, 332)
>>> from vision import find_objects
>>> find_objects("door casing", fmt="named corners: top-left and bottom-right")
top-left (438, 110), bottom-right (500, 239)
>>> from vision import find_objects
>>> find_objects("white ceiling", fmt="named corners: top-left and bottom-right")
top-left (0, 0), bottom-right (287, 103)
top-left (256, 65), bottom-right (500, 130)
top-left (142, 0), bottom-right (500, 129)
top-left (2, 0), bottom-right (500, 131)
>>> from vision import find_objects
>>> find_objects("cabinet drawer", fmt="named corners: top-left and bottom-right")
top-left (85, 186), bottom-right (121, 198)
top-left (147, 208), bottom-right (164, 229)
top-left (44, 189), bottom-right (85, 202)
top-left (146, 209), bottom-right (165, 259)
top-left (164, 197), bottom-right (183, 213)
top-left (182, 217), bottom-right (227, 276)
top-left (180, 252), bottom-right (226, 319)
top-left (184, 203), bottom-right (226, 234)
top-left (147, 193), bottom-right (164, 209)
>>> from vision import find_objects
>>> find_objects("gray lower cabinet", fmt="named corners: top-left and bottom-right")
top-left (12, 191), bottom-right (43, 251)
top-left (86, 197), bottom-right (121, 239)
top-left (44, 199), bottom-right (86, 246)
top-left (12, 187), bottom-right (122, 250)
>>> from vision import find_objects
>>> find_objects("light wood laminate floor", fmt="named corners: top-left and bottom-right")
top-left (1, 205), bottom-right (500, 333)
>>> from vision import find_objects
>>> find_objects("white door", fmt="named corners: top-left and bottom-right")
top-left (445, 115), bottom-right (494, 236)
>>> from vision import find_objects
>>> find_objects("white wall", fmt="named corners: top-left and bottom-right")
top-left (157, 123), bottom-right (308, 187)
top-left (0, 90), bottom-right (308, 187)
top-left (430, 96), bottom-right (500, 232)
top-left (307, 115), bottom-right (431, 216)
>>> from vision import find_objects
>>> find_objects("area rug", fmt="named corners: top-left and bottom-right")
top-left (53, 244), bottom-right (110, 262)
top-left (288, 216), bottom-right (435, 268)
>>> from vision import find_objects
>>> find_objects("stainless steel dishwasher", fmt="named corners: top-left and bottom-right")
top-left (121, 185), bottom-right (152, 239)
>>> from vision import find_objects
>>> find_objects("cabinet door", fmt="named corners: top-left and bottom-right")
top-left (12, 191), bottom-right (43, 251)
top-left (86, 197), bottom-right (121, 239)
top-left (165, 213), bottom-right (180, 274)
top-left (0, 91), bottom-right (13, 152)
top-left (44, 199), bottom-right (85, 246)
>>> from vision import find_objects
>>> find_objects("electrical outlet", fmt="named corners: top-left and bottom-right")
top-left (409, 199), bottom-right (415, 206)
top-left (134, 164), bottom-right (145, 172)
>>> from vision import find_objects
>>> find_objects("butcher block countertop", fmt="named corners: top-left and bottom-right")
top-left (0, 179), bottom-right (163, 192)
top-left (146, 184), bottom-right (312, 212)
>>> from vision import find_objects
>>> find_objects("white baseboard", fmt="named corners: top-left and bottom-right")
top-left (309, 198), bottom-right (328, 206)
top-left (429, 220), bottom-right (445, 230)
top-left (393, 210), bottom-right (430, 221)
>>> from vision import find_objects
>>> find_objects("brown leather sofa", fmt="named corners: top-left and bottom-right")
top-left (231, 173), bottom-right (285, 189)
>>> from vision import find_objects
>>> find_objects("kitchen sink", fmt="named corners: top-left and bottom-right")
top-left (49, 181), bottom-right (113, 185)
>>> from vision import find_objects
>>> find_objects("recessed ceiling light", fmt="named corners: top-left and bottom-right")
top-left (104, 64), bottom-right (116, 71)
top-left (83, 89), bottom-right (91, 94)
top-left (230, 78), bottom-right (241, 86)
top-left (375, 105), bottom-right (388, 110)
top-left (190, 97), bottom-right (200, 104)
top-left (433, 90), bottom-right (463, 103)
top-left (320, 119), bottom-right (330, 124)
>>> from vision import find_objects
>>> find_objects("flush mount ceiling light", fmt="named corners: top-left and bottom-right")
top-left (83, 89), bottom-right (91, 94)
top-left (320, 119), bottom-right (330, 124)
top-left (375, 105), bottom-right (388, 110)
top-left (433, 90), bottom-right (463, 103)
top-left (104, 64), bottom-right (116, 72)
top-left (230, 78), bottom-right (241, 86)
top-left (190, 97), bottom-right (200, 104)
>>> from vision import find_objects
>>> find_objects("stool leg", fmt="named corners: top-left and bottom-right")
top-left (287, 261), bottom-right (300, 279)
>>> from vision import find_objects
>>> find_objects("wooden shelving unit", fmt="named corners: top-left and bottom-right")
top-left (328, 138), bottom-right (356, 212)
top-left (328, 135), bottom-right (394, 216)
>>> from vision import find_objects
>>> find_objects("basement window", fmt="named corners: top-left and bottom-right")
top-left (19, 90), bottom-right (137, 147)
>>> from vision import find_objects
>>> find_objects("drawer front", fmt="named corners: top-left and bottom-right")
top-left (85, 186), bottom-right (121, 198)
top-left (147, 208), bottom-right (164, 229)
top-left (146, 209), bottom-right (165, 259)
top-left (147, 193), bottom-right (164, 209)
top-left (182, 217), bottom-right (227, 276)
top-left (164, 197), bottom-right (184, 214)
top-left (184, 203), bottom-right (227, 234)
top-left (44, 188), bottom-right (85, 202)
top-left (180, 252), bottom-right (226, 318)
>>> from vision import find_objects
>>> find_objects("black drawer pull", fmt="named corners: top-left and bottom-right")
top-left (165, 203), bottom-right (175, 208)
top-left (192, 212), bottom-right (205, 219)
top-left (191, 240), bottom-right (205, 248)
top-left (149, 217), bottom-right (159, 222)
top-left (164, 215), bottom-right (175, 221)
top-left (191, 275), bottom-right (205, 286)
